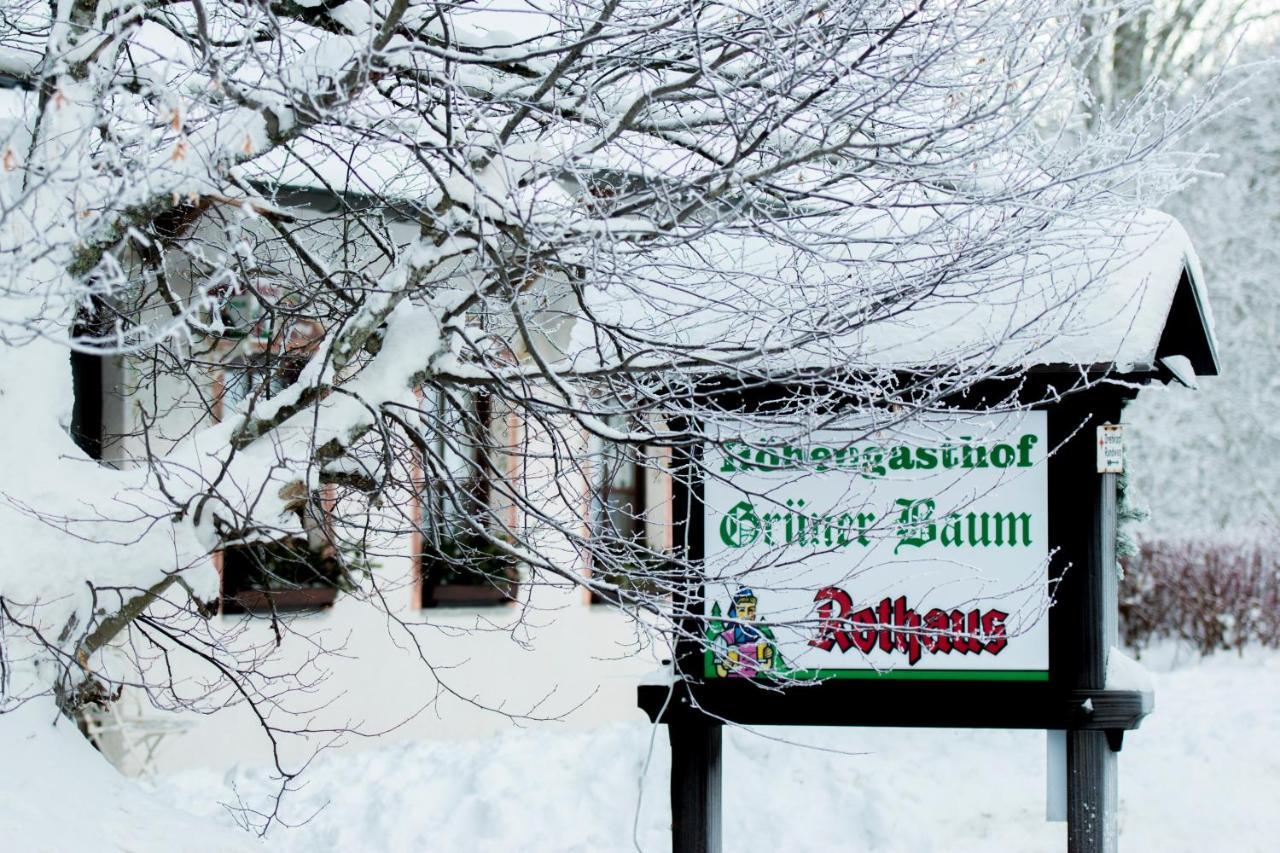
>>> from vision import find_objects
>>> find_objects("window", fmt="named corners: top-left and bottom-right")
top-left (220, 535), bottom-right (347, 615)
top-left (596, 431), bottom-right (646, 544)
top-left (208, 279), bottom-right (321, 348)
top-left (216, 349), bottom-right (348, 615)
top-left (221, 351), bottom-right (306, 411)
top-left (416, 389), bottom-right (518, 608)
top-left (589, 418), bottom-right (670, 605)
top-left (219, 290), bottom-right (262, 340)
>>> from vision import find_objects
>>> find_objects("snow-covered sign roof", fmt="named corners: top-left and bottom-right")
top-left (857, 210), bottom-right (1219, 376)
top-left (563, 208), bottom-right (1219, 379)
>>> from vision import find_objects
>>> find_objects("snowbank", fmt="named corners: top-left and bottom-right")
top-left (150, 647), bottom-right (1279, 852)
top-left (0, 701), bottom-right (258, 853)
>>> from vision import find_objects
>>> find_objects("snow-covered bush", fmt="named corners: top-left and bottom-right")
top-left (1120, 533), bottom-right (1280, 655)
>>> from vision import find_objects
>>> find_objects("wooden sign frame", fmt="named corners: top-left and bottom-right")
top-left (638, 376), bottom-right (1150, 853)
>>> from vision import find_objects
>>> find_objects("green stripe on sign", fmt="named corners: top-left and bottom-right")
top-left (781, 668), bottom-right (1050, 681)
top-left (701, 650), bottom-right (1050, 681)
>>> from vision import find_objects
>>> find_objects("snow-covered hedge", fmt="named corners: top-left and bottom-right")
top-left (1120, 533), bottom-right (1280, 655)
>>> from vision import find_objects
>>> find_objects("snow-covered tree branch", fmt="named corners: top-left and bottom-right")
top-left (0, 0), bottom-right (1209, 809)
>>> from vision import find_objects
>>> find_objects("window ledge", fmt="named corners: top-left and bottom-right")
top-left (421, 582), bottom-right (515, 608)
top-left (222, 587), bottom-right (338, 615)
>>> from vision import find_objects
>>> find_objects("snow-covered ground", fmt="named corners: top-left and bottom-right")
top-left (148, 645), bottom-right (1280, 853)
top-left (0, 702), bottom-right (255, 853)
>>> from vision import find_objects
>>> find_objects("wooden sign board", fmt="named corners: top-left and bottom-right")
top-left (642, 384), bottom-right (1159, 853)
top-left (643, 384), bottom-right (1152, 733)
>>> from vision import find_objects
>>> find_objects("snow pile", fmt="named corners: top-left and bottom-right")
top-left (0, 701), bottom-right (257, 853)
top-left (1106, 646), bottom-right (1154, 692)
top-left (150, 647), bottom-right (1279, 852)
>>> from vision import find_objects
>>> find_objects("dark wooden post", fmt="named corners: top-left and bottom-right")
top-left (1067, 466), bottom-right (1119, 852)
top-left (669, 720), bottom-right (722, 853)
top-left (667, 432), bottom-right (721, 853)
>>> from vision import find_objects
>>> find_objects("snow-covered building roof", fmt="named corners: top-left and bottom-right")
top-left (235, 129), bottom-right (1217, 382)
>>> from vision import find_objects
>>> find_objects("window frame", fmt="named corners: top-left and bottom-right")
top-left (587, 419), bottom-right (671, 606)
top-left (218, 535), bottom-right (341, 616)
top-left (212, 330), bottom-right (341, 617)
top-left (414, 389), bottom-right (519, 609)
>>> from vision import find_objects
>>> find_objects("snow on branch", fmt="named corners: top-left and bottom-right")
top-left (0, 0), bottom-right (1214, 815)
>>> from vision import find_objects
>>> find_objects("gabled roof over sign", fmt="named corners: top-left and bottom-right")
top-left (563, 208), bottom-right (1219, 380)
top-left (1155, 266), bottom-right (1219, 377)
top-left (856, 210), bottom-right (1219, 377)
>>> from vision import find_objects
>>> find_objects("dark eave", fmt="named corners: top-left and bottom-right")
top-left (1154, 267), bottom-right (1220, 377)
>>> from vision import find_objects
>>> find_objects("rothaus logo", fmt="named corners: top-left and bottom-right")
top-left (809, 587), bottom-right (1010, 665)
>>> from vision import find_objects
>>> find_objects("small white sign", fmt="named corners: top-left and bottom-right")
top-left (1097, 424), bottom-right (1124, 474)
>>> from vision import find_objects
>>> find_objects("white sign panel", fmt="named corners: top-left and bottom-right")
top-left (702, 411), bottom-right (1050, 681)
top-left (1096, 424), bottom-right (1124, 474)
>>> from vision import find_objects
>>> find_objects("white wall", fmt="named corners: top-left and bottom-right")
top-left (90, 192), bottom-right (669, 777)
top-left (97, 560), bottom-right (665, 776)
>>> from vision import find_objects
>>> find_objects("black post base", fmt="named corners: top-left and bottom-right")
top-left (669, 721), bottom-right (723, 853)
